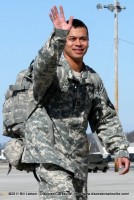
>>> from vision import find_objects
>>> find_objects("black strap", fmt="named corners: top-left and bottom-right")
top-left (33, 169), bottom-right (40, 182)
top-left (7, 163), bottom-right (40, 182)
top-left (7, 163), bottom-right (12, 175)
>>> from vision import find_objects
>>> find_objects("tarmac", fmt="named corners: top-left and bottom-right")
top-left (0, 162), bottom-right (134, 200)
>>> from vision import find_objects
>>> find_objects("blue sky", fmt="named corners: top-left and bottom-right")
top-left (0, 0), bottom-right (134, 143)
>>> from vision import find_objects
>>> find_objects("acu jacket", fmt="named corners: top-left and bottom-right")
top-left (22, 29), bottom-right (129, 180)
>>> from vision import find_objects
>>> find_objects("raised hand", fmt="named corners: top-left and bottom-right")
top-left (49, 6), bottom-right (73, 31)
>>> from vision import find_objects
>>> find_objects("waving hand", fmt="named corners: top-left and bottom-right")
top-left (49, 6), bottom-right (73, 31)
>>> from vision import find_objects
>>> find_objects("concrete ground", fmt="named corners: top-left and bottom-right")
top-left (0, 162), bottom-right (134, 200)
top-left (88, 162), bottom-right (134, 200)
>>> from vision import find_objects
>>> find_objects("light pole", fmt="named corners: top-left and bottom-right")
top-left (96, 1), bottom-right (126, 114)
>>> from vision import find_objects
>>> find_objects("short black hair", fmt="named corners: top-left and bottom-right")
top-left (67, 19), bottom-right (88, 36)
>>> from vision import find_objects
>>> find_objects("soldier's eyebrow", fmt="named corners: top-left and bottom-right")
top-left (68, 35), bottom-right (88, 38)
top-left (68, 36), bottom-right (88, 40)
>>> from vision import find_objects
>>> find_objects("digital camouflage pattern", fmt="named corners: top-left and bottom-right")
top-left (3, 64), bottom-right (35, 138)
top-left (3, 138), bottom-right (37, 172)
top-left (22, 29), bottom-right (129, 182)
top-left (37, 164), bottom-right (87, 200)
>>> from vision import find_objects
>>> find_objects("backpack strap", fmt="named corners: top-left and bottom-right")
top-left (33, 169), bottom-right (41, 182)
top-left (7, 163), bottom-right (12, 175)
top-left (7, 163), bottom-right (40, 182)
top-left (9, 85), bottom-right (29, 91)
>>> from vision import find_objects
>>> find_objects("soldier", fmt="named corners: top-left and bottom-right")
top-left (22, 5), bottom-right (130, 200)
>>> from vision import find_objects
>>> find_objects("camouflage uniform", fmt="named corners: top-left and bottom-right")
top-left (37, 164), bottom-right (87, 200)
top-left (22, 29), bottom-right (129, 199)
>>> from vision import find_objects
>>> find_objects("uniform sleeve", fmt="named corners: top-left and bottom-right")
top-left (33, 29), bottom-right (68, 102)
top-left (88, 75), bottom-right (129, 158)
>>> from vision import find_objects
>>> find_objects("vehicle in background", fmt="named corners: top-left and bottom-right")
top-left (88, 132), bottom-right (111, 173)
top-left (127, 144), bottom-right (134, 162)
top-left (0, 149), bottom-right (6, 163)
top-left (88, 153), bottom-right (110, 173)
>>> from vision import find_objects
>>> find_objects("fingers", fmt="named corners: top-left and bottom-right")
top-left (49, 6), bottom-right (58, 21)
top-left (49, 5), bottom-right (73, 30)
top-left (68, 16), bottom-right (74, 26)
top-left (119, 167), bottom-right (129, 175)
top-left (59, 6), bottom-right (65, 19)
top-left (52, 6), bottom-right (59, 19)
top-left (117, 157), bottom-right (130, 175)
top-left (49, 5), bottom-right (65, 22)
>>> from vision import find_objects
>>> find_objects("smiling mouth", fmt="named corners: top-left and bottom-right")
top-left (73, 49), bottom-right (83, 54)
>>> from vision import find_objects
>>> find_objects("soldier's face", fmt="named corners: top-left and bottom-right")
top-left (64, 27), bottom-right (89, 62)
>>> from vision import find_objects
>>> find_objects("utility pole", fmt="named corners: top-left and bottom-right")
top-left (96, 1), bottom-right (126, 114)
top-left (114, 0), bottom-right (119, 114)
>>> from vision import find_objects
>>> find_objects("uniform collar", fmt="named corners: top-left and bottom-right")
top-left (59, 55), bottom-right (91, 84)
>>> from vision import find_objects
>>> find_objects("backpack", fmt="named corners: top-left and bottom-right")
top-left (2, 60), bottom-right (41, 181)
top-left (3, 60), bottom-right (36, 138)
top-left (3, 138), bottom-right (40, 182)
top-left (3, 60), bottom-right (55, 180)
